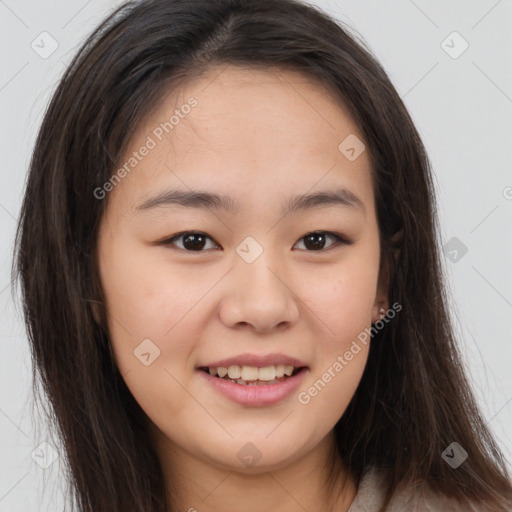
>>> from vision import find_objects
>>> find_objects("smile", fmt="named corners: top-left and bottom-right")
top-left (197, 365), bottom-right (309, 406)
top-left (199, 364), bottom-right (300, 385)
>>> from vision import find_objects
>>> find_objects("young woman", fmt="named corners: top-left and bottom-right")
top-left (13, 0), bottom-right (512, 511)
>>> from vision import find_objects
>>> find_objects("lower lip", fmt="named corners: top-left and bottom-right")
top-left (197, 368), bottom-right (309, 407)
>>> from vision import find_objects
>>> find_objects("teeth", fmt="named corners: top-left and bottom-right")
top-left (206, 364), bottom-right (298, 382)
top-left (258, 366), bottom-right (275, 381)
top-left (227, 365), bottom-right (241, 379)
top-left (275, 364), bottom-right (285, 378)
top-left (241, 366), bottom-right (259, 380)
top-left (284, 365), bottom-right (294, 376)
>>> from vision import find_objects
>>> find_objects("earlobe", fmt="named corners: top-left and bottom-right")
top-left (371, 303), bottom-right (388, 324)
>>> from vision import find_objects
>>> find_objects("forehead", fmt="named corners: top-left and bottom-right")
top-left (106, 65), bottom-right (374, 222)
top-left (163, 65), bottom-right (360, 150)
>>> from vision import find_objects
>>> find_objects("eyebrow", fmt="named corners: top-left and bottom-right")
top-left (134, 187), bottom-right (366, 217)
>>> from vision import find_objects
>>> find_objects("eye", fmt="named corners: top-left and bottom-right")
top-left (293, 231), bottom-right (351, 251)
top-left (161, 231), bottom-right (220, 252)
top-left (160, 230), bottom-right (351, 252)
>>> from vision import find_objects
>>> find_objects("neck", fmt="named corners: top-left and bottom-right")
top-left (152, 428), bottom-right (357, 512)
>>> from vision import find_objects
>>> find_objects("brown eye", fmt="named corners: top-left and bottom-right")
top-left (294, 231), bottom-right (350, 251)
top-left (163, 232), bottom-right (220, 252)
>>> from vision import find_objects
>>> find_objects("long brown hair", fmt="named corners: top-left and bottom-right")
top-left (12, 0), bottom-right (512, 511)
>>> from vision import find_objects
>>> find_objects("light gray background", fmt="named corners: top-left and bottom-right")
top-left (1, 0), bottom-right (511, 510)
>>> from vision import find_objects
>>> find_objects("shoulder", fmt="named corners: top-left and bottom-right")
top-left (348, 466), bottom-right (494, 512)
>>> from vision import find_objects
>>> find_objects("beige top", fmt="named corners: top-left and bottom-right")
top-left (347, 466), bottom-right (491, 511)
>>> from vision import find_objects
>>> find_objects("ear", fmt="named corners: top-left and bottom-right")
top-left (371, 228), bottom-right (402, 323)
top-left (88, 298), bottom-right (106, 331)
top-left (89, 264), bottom-right (107, 330)
top-left (371, 267), bottom-right (389, 324)
top-left (90, 300), bottom-right (103, 325)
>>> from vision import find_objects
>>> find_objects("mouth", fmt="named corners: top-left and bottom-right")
top-left (196, 354), bottom-right (309, 406)
top-left (198, 364), bottom-right (305, 386)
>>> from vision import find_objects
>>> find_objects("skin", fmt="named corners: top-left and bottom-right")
top-left (96, 65), bottom-right (389, 512)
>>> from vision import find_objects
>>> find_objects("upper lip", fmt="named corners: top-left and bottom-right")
top-left (199, 353), bottom-right (308, 369)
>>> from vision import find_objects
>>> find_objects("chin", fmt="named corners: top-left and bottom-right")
top-left (205, 435), bottom-right (309, 473)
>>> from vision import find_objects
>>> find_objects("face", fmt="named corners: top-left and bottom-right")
top-left (96, 65), bottom-right (387, 474)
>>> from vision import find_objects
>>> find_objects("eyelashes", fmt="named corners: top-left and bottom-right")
top-left (294, 231), bottom-right (353, 251)
top-left (162, 231), bottom-right (219, 251)
top-left (159, 230), bottom-right (353, 253)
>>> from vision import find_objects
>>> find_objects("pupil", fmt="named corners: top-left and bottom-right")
top-left (184, 233), bottom-right (205, 251)
top-left (304, 232), bottom-right (325, 250)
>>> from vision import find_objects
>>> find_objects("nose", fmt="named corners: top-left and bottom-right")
top-left (219, 250), bottom-right (300, 333)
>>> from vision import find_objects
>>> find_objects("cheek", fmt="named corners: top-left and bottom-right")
top-left (99, 239), bottom-right (215, 337)
top-left (293, 245), bottom-right (378, 414)
top-left (302, 345), bottom-right (369, 428)
top-left (100, 259), bottom-right (205, 426)
top-left (299, 252), bottom-right (380, 344)
top-left (294, 296), bottom-right (371, 438)
top-left (98, 241), bottom-right (210, 394)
